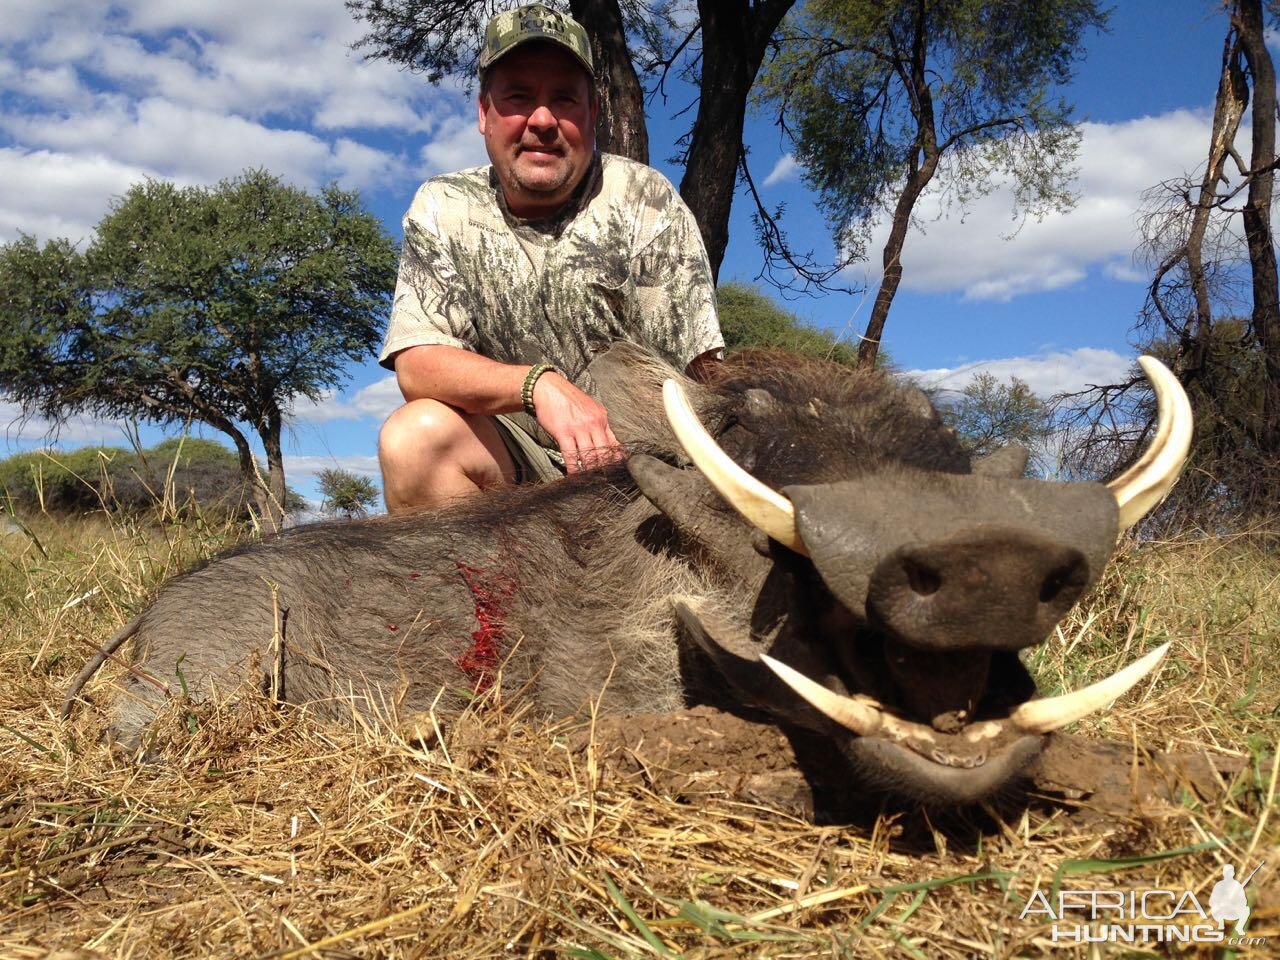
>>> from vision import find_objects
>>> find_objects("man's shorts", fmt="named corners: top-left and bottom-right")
top-left (493, 413), bottom-right (567, 485)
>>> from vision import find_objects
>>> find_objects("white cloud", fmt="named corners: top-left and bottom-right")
top-left (851, 109), bottom-right (1236, 301)
top-left (0, 0), bottom-right (102, 45)
top-left (420, 114), bottom-right (489, 177)
top-left (285, 453), bottom-right (381, 480)
top-left (0, 148), bottom-right (158, 243)
top-left (0, 0), bottom-right (479, 243)
top-left (123, 0), bottom-right (362, 50)
top-left (291, 375), bottom-right (402, 424)
top-left (331, 138), bottom-right (411, 193)
top-left (5, 97), bottom-right (355, 187)
top-left (0, 62), bottom-right (88, 107)
top-left (762, 153), bottom-right (799, 188)
top-left (0, 400), bottom-right (139, 449)
top-left (905, 347), bottom-right (1134, 398)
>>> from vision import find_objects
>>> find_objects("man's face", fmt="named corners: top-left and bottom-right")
top-left (478, 43), bottom-right (597, 219)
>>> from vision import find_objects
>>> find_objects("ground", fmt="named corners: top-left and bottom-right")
top-left (1, 511), bottom-right (1278, 957)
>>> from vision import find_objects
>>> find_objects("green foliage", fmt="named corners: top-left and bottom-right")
top-left (0, 439), bottom-right (304, 518)
top-left (146, 436), bottom-right (242, 467)
top-left (0, 448), bottom-right (129, 513)
top-left (317, 467), bottom-right (380, 519)
top-left (716, 283), bottom-right (860, 366)
top-left (759, 0), bottom-right (1105, 261)
top-left (0, 169), bottom-right (399, 524)
top-left (939, 372), bottom-right (1049, 464)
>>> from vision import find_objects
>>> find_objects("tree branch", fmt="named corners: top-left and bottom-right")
top-left (739, 152), bottom-right (858, 295)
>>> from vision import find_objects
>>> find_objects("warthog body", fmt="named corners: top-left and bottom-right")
top-left (71, 343), bottom-right (1185, 803)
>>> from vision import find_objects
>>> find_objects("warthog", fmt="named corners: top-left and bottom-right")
top-left (64, 343), bottom-right (1191, 803)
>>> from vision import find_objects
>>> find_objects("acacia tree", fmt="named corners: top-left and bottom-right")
top-left (346, 0), bottom-right (794, 283)
top-left (317, 467), bottom-right (381, 519)
top-left (938, 373), bottom-right (1048, 470)
top-left (0, 170), bottom-right (398, 529)
top-left (758, 0), bottom-right (1106, 367)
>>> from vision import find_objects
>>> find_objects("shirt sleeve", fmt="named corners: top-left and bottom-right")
top-left (378, 184), bottom-right (477, 370)
top-left (630, 185), bottom-right (725, 370)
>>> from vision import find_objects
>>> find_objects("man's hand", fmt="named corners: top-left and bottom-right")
top-left (532, 371), bottom-right (624, 472)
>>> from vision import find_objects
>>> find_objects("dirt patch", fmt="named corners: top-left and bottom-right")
top-left (582, 707), bottom-right (814, 814)
top-left (1029, 728), bottom-right (1242, 818)
top-left (578, 707), bottom-right (1243, 823)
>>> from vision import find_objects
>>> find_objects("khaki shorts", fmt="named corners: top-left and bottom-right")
top-left (493, 413), bottom-right (566, 485)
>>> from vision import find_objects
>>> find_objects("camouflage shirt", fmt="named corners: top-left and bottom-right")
top-left (379, 153), bottom-right (723, 384)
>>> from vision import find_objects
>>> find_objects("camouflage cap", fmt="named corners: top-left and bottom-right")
top-left (479, 4), bottom-right (594, 78)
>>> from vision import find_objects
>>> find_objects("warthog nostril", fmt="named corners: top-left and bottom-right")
top-left (904, 559), bottom-right (942, 597)
top-left (1039, 560), bottom-right (1088, 606)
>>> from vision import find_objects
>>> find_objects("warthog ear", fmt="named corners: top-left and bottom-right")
top-left (673, 598), bottom-right (779, 705)
top-left (630, 454), bottom-right (771, 584)
top-left (971, 445), bottom-right (1030, 478)
top-left (900, 384), bottom-right (938, 421)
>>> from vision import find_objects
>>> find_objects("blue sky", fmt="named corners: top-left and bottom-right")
top-left (0, 1), bottom-right (1270, 504)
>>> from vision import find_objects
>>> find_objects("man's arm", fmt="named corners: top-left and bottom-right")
top-left (394, 343), bottom-right (622, 472)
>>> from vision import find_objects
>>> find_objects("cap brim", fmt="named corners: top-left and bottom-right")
top-left (480, 36), bottom-right (594, 78)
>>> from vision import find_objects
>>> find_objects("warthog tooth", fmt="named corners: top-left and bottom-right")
top-left (760, 654), bottom-right (882, 735)
top-left (1009, 641), bottom-right (1172, 734)
top-left (662, 379), bottom-right (808, 554)
top-left (1106, 357), bottom-right (1193, 531)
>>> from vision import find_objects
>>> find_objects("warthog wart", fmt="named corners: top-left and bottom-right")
top-left (63, 343), bottom-right (1191, 804)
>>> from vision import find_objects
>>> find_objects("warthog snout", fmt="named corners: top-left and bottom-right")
top-left (867, 530), bottom-right (1091, 652)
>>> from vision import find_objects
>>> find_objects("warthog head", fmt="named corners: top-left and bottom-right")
top-left (616, 349), bottom-right (1191, 803)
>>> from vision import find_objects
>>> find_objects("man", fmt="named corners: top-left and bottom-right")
top-left (378, 3), bottom-right (723, 513)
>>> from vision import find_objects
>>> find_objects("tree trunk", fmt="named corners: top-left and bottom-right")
top-left (857, 0), bottom-right (936, 369)
top-left (1182, 28), bottom-right (1250, 382)
top-left (259, 405), bottom-right (287, 531)
top-left (219, 422), bottom-right (274, 528)
top-left (570, 0), bottom-right (648, 163)
top-left (679, 0), bottom-right (794, 282)
top-left (856, 162), bottom-right (936, 369)
top-left (1234, 0), bottom-right (1280, 459)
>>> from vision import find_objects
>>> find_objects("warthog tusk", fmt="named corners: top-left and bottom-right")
top-left (762, 642), bottom-right (1171, 743)
top-left (662, 379), bottom-right (808, 553)
top-left (1009, 641), bottom-right (1171, 733)
top-left (1106, 357), bottom-right (1193, 531)
top-left (760, 654), bottom-right (882, 735)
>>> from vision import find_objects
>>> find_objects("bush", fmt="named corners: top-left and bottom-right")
top-left (717, 283), bottom-right (861, 367)
top-left (0, 439), bottom-right (303, 519)
top-left (317, 467), bottom-right (380, 518)
top-left (0, 447), bottom-right (133, 513)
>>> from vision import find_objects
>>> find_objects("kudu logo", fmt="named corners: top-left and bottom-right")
top-left (1019, 861), bottom-right (1268, 947)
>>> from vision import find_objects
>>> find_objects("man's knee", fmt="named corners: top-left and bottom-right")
top-left (379, 398), bottom-right (461, 470)
top-left (378, 400), bottom-right (515, 512)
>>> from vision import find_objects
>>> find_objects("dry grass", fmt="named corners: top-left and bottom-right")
top-left (1, 508), bottom-right (1278, 958)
